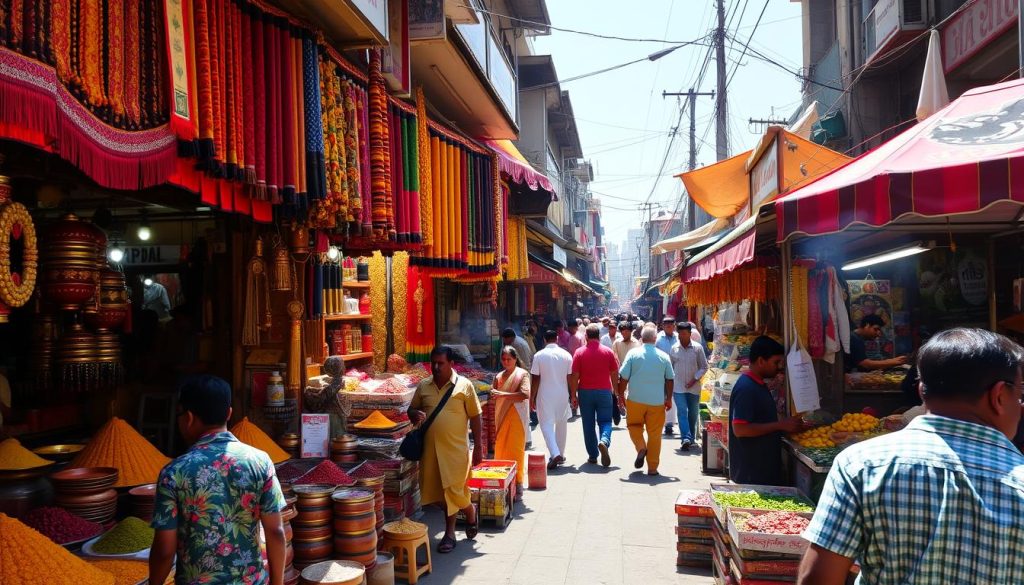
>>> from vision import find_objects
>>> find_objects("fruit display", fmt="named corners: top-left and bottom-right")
top-left (471, 467), bottom-right (512, 480)
top-left (791, 426), bottom-right (835, 448)
top-left (848, 370), bottom-right (905, 390)
top-left (830, 412), bottom-right (879, 432)
top-left (711, 491), bottom-right (813, 513)
top-left (741, 511), bottom-right (811, 535)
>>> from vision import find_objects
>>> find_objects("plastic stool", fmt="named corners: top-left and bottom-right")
top-left (382, 531), bottom-right (431, 584)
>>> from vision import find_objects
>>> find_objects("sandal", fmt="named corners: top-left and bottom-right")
top-left (465, 516), bottom-right (479, 540)
top-left (438, 534), bottom-right (457, 553)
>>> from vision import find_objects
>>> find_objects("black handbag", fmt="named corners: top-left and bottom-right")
top-left (399, 380), bottom-right (457, 461)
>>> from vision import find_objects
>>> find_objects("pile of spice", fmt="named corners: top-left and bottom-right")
top-left (86, 560), bottom-right (149, 585)
top-left (71, 417), bottom-right (170, 487)
top-left (22, 506), bottom-right (103, 544)
top-left (712, 491), bottom-right (813, 513)
top-left (0, 438), bottom-right (52, 470)
top-left (350, 462), bottom-right (384, 480)
top-left (294, 460), bottom-right (356, 487)
top-left (742, 511), bottom-right (811, 535)
top-left (276, 460), bottom-right (310, 483)
top-left (91, 517), bottom-right (154, 554)
top-left (0, 513), bottom-right (114, 585)
top-left (230, 417), bottom-right (292, 464)
top-left (353, 410), bottom-right (397, 430)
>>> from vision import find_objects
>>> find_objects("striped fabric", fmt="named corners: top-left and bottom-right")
top-left (805, 414), bottom-right (1024, 584)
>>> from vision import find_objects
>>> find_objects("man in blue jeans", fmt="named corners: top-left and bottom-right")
top-left (670, 323), bottom-right (708, 451)
top-left (569, 324), bottom-right (620, 467)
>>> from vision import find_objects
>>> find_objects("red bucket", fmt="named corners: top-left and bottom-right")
top-left (527, 453), bottom-right (547, 490)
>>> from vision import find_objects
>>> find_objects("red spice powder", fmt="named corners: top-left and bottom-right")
top-left (350, 462), bottom-right (384, 479)
top-left (294, 461), bottom-right (356, 487)
top-left (22, 506), bottom-right (103, 544)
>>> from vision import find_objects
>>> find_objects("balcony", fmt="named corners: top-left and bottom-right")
top-left (863, 0), bottom-right (928, 65)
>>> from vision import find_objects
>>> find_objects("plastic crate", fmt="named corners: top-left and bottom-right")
top-left (467, 459), bottom-right (517, 490)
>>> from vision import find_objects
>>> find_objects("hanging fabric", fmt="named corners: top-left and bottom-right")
top-left (406, 266), bottom-right (436, 363)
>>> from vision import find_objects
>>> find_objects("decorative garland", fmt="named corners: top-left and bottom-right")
top-left (416, 87), bottom-right (433, 248)
top-left (504, 215), bottom-right (528, 281)
top-left (368, 251), bottom-right (387, 372)
top-left (391, 251), bottom-right (409, 361)
top-left (0, 199), bottom-right (38, 308)
top-left (683, 266), bottom-right (779, 306)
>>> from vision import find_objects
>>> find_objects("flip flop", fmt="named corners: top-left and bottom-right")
top-left (465, 517), bottom-right (479, 540)
top-left (438, 534), bottom-right (457, 553)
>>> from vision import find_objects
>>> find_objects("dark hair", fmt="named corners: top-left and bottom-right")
top-left (860, 314), bottom-right (886, 328)
top-left (430, 345), bottom-right (456, 361)
top-left (749, 336), bottom-right (785, 363)
top-left (918, 328), bottom-right (1024, 401)
top-left (500, 345), bottom-right (523, 368)
top-left (544, 329), bottom-right (558, 342)
top-left (556, 320), bottom-right (566, 329)
top-left (501, 328), bottom-right (516, 339)
top-left (178, 375), bottom-right (232, 426)
top-left (619, 321), bottom-right (633, 331)
top-left (679, 323), bottom-right (693, 332)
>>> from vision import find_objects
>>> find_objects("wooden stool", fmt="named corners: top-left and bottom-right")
top-left (381, 531), bottom-right (431, 584)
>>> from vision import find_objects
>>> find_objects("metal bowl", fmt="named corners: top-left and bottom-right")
top-left (32, 444), bottom-right (85, 463)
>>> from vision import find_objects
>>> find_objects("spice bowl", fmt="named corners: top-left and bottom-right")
top-left (32, 444), bottom-right (85, 463)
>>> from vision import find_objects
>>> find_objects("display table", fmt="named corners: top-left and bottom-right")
top-left (782, 438), bottom-right (831, 503)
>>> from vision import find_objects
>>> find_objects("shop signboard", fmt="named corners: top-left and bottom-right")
top-left (871, 0), bottom-right (901, 57)
top-left (409, 0), bottom-right (445, 42)
top-left (748, 137), bottom-right (779, 218)
top-left (941, 0), bottom-right (1018, 74)
top-left (552, 244), bottom-right (567, 266)
top-left (121, 245), bottom-right (182, 266)
top-left (381, 0), bottom-right (410, 96)
top-left (848, 279), bottom-right (895, 359)
top-left (348, 0), bottom-right (389, 42)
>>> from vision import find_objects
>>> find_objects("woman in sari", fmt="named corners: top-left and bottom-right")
top-left (493, 345), bottom-right (531, 496)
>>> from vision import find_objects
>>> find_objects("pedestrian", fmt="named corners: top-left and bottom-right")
top-left (501, 327), bottom-right (533, 371)
top-left (613, 321), bottom-right (642, 366)
top-left (555, 320), bottom-right (571, 351)
top-left (798, 328), bottom-right (1024, 584)
top-left (566, 320), bottom-right (586, 355)
top-left (530, 330), bottom-right (573, 470)
top-left (523, 322), bottom-right (538, 356)
top-left (570, 324), bottom-right (620, 467)
top-left (149, 375), bottom-right (287, 585)
top-left (407, 346), bottom-right (483, 553)
top-left (600, 321), bottom-right (616, 349)
top-left (728, 337), bottom-right (804, 485)
top-left (599, 316), bottom-right (612, 340)
top-left (656, 316), bottom-right (680, 436)
top-left (670, 323), bottom-right (709, 451)
top-left (492, 346), bottom-right (530, 498)
top-left (617, 324), bottom-right (674, 475)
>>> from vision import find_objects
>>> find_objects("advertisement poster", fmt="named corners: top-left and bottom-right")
top-left (409, 0), bottom-right (445, 42)
top-left (917, 247), bottom-right (988, 330)
top-left (301, 414), bottom-right (330, 458)
top-left (848, 279), bottom-right (895, 359)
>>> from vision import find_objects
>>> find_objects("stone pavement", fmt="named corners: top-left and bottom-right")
top-left (413, 415), bottom-right (719, 585)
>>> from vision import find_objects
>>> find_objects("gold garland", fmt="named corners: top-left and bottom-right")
top-left (369, 251), bottom-right (387, 372)
top-left (416, 87), bottom-right (433, 248)
top-left (0, 200), bottom-right (38, 308)
top-left (391, 251), bottom-right (409, 362)
top-left (493, 155), bottom-right (503, 269)
top-left (504, 215), bottom-right (529, 281)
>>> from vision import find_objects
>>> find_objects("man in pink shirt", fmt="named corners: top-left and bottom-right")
top-left (565, 320), bottom-right (586, 355)
top-left (570, 324), bottom-right (620, 467)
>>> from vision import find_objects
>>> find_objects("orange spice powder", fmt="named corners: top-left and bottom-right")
top-left (70, 417), bottom-right (170, 488)
top-left (0, 513), bottom-right (114, 585)
top-left (230, 417), bottom-right (291, 464)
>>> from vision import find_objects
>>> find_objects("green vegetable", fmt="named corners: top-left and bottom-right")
top-left (712, 491), bottom-right (813, 512)
top-left (802, 446), bottom-right (842, 466)
top-left (92, 516), bottom-right (154, 554)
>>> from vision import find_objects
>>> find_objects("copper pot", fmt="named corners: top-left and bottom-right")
top-left (293, 536), bottom-right (333, 561)
top-left (333, 528), bottom-right (377, 568)
top-left (285, 542), bottom-right (295, 567)
top-left (331, 489), bottom-right (374, 516)
top-left (292, 524), bottom-right (333, 541)
top-left (40, 214), bottom-right (102, 310)
top-left (332, 510), bottom-right (376, 534)
top-left (293, 506), bottom-right (333, 526)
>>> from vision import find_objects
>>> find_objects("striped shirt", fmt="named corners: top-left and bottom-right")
top-left (805, 414), bottom-right (1024, 584)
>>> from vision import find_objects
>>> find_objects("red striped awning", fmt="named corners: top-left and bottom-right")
top-left (777, 78), bottom-right (1024, 241)
top-left (684, 218), bottom-right (757, 283)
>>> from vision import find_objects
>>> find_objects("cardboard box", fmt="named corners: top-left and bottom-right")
top-left (726, 508), bottom-right (812, 556)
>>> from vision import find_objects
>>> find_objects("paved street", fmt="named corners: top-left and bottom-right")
top-left (415, 415), bottom-right (717, 585)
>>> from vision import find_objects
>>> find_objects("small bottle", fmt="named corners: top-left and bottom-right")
top-left (361, 325), bottom-right (373, 354)
top-left (357, 257), bottom-right (369, 281)
top-left (359, 292), bottom-right (370, 315)
top-left (266, 372), bottom-right (285, 406)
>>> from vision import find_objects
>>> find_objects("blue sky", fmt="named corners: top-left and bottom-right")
top-left (533, 0), bottom-right (805, 253)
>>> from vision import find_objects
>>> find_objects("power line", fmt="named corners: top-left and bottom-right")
top-left (526, 38), bottom-right (711, 90)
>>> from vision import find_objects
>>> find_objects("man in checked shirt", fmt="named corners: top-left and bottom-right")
top-left (798, 328), bottom-right (1024, 584)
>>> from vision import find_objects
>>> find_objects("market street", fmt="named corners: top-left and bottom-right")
top-left (418, 418), bottom-right (715, 585)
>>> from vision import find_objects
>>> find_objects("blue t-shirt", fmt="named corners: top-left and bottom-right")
top-left (728, 373), bottom-right (783, 485)
top-left (618, 345), bottom-right (674, 406)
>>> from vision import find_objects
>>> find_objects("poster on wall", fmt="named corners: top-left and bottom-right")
top-left (409, 0), bottom-right (446, 42)
top-left (848, 279), bottom-right (895, 359)
top-left (917, 247), bottom-right (988, 330)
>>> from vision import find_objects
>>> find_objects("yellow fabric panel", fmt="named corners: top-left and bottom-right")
top-left (490, 139), bottom-right (531, 164)
top-left (431, 136), bottom-right (442, 259)
top-left (676, 151), bottom-right (752, 218)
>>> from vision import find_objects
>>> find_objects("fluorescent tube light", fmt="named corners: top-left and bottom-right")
top-left (842, 241), bottom-right (934, 271)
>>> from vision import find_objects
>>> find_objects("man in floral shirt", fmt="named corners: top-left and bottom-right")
top-left (149, 375), bottom-right (287, 585)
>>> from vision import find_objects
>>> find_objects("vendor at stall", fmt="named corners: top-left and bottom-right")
top-left (729, 337), bottom-right (805, 485)
top-left (846, 315), bottom-right (907, 372)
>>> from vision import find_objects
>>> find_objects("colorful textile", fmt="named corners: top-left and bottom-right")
top-left (406, 266), bottom-right (436, 362)
top-left (152, 431), bottom-right (286, 585)
top-left (416, 87), bottom-right (432, 247)
top-left (302, 37), bottom-right (325, 202)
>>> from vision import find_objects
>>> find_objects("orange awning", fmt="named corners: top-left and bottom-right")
top-left (676, 151), bottom-right (752, 218)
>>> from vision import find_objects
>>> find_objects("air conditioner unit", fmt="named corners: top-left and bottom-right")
top-left (863, 0), bottom-right (927, 63)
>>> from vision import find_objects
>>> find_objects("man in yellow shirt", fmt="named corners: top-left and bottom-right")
top-left (408, 346), bottom-right (483, 553)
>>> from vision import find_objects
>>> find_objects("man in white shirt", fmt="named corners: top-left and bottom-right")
top-left (599, 317), bottom-right (612, 340)
top-left (656, 316), bottom-right (680, 436)
top-left (670, 323), bottom-right (709, 450)
top-left (530, 330), bottom-right (574, 470)
top-left (600, 321), bottom-right (618, 349)
top-left (612, 321), bottom-right (642, 366)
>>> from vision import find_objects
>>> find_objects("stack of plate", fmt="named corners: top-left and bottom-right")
top-left (128, 483), bottom-right (156, 522)
top-left (50, 467), bottom-right (119, 524)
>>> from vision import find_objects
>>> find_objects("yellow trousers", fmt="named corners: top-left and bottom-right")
top-left (626, 400), bottom-right (666, 472)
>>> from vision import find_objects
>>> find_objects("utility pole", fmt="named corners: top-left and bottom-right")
top-left (748, 117), bottom-right (790, 134)
top-left (638, 202), bottom-right (655, 285)
top-left (715, 0), bottom-right (729, 162)
top-left (663, 89), bottom-right (714, 231)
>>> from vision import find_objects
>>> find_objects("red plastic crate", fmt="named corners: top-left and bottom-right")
top-left (467, 459), bottom-right (517, 490)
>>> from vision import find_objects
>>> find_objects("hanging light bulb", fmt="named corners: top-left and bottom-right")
top-left (137, 223), bottom-right (151, 241)
top-left (108, 244), bottom-right (125, 263)
top-left (327, 246), bottom-right (340, 261)
top-left (143, 277), bottom-right (154, 287)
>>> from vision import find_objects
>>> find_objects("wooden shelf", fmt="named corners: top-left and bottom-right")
top-left (342, 352), bottom-right (374, 361)
top-left (324, 314), bottom-right (371, 322)
top-left (341, 281), bottom-right (370, 289)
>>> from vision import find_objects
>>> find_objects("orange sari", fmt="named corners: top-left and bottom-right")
top-left (493, 367), bottom-right (529, 484)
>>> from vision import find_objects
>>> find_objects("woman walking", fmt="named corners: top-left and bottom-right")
top-left (493, 346), bottom-right (531, 496)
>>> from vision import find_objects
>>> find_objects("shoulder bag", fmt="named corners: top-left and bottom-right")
top-left (399, 378), bottom-right (458, 461)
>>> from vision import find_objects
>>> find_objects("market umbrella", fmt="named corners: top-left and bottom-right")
top-left (789, 101), bottom-right (820, 140)
top-left (916, 30), bottom-right (950, 122)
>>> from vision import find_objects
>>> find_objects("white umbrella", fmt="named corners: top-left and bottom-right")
top-left (916, 29), bottom-right (949, 122)
top-left (788, 101), bottom-right (820, 140)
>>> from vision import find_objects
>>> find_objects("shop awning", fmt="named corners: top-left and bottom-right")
top-left (676, 152), bottom-right (751, 218)
top-left (561, 269), bottom-right (596, 294)
top-left (485, 139), bottom-right (555, 194)
top-left (776, 78), bottom-right (1024, 241)
top-left (684, 216), bottom-right (757, 283)
top-left (651, 217), bottom-right (730, 254)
